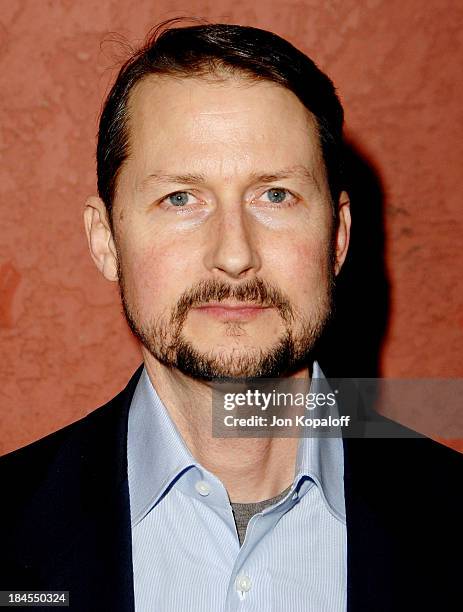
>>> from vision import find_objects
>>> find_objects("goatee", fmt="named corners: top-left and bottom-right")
top-left (118, 270), bottom-right (334, 381)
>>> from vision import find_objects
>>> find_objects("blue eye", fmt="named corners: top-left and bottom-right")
top-left (265, 188), bottom-right (288, 203)
top-left (168, 192), bottom-right (190, 206)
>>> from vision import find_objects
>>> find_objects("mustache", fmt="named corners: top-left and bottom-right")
top-left (172, 277), bottom-right (295, 326)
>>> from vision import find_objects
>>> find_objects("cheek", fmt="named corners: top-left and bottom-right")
top-left (118, 239), bottom-right (191, 317)
top-left (266, 234), bottom-right (331, 303)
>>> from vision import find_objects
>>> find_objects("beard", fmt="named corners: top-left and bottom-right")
top-left (117, 262), bottom-right (335, 382)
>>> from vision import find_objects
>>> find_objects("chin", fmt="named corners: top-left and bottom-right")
top-left (169, 332), bottom-right (313, 382)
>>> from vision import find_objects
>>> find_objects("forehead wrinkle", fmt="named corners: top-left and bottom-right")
top-left (197, 109), bottom-right (250, 115)
top-left (138, 164), bottom-right (319, 191)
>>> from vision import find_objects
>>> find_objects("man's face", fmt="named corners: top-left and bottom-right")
top-left (92, 74), bottom-right (350, 380)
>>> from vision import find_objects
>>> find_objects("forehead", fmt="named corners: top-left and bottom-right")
top-left (124, 73), bottom-right (324, 182)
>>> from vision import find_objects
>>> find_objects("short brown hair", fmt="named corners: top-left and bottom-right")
top-left (97, 19), bottom-right (345, 223)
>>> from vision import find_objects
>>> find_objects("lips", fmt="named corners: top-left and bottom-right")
top-left (192, 302), bottom-right (271, 321)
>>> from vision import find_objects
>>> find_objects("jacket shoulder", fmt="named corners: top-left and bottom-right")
top-left (0, 366), bottom-right (143, 497)
top-left (0, 366), bottom-right (142, 598)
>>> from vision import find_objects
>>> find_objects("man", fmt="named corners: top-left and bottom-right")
top-left (1, 21), bottom-right (461, 612)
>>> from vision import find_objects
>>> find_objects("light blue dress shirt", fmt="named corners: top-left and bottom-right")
top-left (127, 362), bottom-right (347, 611)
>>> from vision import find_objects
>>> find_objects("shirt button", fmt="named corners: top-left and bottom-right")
top-left (236, 575), bottom-right (252, 592)
top-left (195, 480), bottom-right (211, 496)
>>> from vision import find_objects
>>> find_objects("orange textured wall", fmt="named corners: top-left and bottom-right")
top-left (1, 0), bottom-right (462, 455)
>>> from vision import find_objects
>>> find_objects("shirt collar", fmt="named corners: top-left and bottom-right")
top-left (295, 361), bottom-right (346, 522)
top-left (127, 362), bottom-right (345, 527)
top-left (127, 367), bottom-right (197, 526)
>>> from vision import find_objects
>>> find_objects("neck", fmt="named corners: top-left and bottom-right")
top-left (142, 348), bottom-right (310, 503)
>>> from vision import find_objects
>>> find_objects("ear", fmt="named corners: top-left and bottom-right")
top-left (333, 190), bottom-right (351, 276)
top-left (83, 196), bottom-right (118, 282)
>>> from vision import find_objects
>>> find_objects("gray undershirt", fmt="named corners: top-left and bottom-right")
top-left (231, 484), bottom-right (293, 546)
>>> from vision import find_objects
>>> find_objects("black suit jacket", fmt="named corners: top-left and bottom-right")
top-left (1, 366), bottom-right (462, 611)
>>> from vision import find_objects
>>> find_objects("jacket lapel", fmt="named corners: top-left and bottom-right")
top-left (36, 367), bottom-right (143, 611)
top-left (76, 366), bottom-right (143, 611)
top-left (343, 437), bottom-right (396, 611)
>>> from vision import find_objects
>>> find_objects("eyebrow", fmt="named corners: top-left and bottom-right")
top-left (138, 165), bottom-right (319, 190)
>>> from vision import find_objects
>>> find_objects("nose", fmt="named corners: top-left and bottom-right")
top-left (203, 202), bottom-right (261, 280)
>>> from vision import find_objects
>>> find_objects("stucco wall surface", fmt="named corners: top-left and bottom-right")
top-left (0, 0), bottom-right (462, 455)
